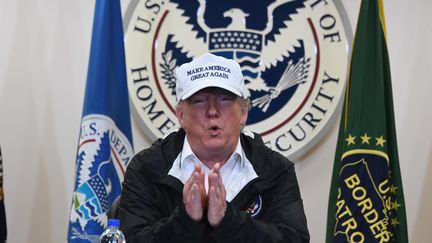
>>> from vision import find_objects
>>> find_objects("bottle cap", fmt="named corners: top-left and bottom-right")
top-left (107, 219), bottom-right (120, 227)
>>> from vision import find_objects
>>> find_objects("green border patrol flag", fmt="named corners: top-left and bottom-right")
top-left (326, 0), bottom-right (408, 242)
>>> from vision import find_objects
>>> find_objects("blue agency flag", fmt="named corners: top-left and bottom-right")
top-left (67, 0), bottom-right (133, 241)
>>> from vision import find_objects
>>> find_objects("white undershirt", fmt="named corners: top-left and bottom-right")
top-left (168, 136), bottom-right (258, 202)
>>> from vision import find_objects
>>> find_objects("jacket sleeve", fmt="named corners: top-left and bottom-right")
top-left (117, 156), bottom-right (205, 243)
top-left (210, 162), bottom-right (310, 243)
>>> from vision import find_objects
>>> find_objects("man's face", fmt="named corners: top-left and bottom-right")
top-left (176, 88), bottom-right (248, 160)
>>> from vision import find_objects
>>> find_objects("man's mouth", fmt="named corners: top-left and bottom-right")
top-left (208, 125), bottom-right (221, 135)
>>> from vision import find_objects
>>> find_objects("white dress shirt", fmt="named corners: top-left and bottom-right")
top-left (168, 136), bottom-right (258, 202)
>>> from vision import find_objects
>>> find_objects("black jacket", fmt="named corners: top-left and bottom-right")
top-left (118, 129), bottom-right (309, 242)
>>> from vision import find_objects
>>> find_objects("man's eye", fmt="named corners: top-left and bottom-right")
top-left (218, 95), bottom-right (235, 103)
top-left (190, 97), bottom-right (206, 104)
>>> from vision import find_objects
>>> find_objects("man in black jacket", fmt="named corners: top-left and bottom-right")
top-left (118, 53), bottom-right (310, 242)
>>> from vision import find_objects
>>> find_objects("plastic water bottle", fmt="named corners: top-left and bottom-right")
top-left (100, 219), bottom-right (126, 243)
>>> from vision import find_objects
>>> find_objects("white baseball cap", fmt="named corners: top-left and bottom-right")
top-left (175, 53), bottom-right (245, 101)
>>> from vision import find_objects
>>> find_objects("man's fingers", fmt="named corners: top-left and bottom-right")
top-left (219, 174), bottom-right (226, 196)
top-left (209, 163), bottom-right (226, 198)
top-left (190, 183), bottom-right (198, 198)
top-left (212, 162), bottom-right (220, 174)
top-left (208, 173), bottom-right (220, 198)
top-left (208, 163), bottom-right (220, 186)
top-left (184, 182), bottom-right (205, 222)
top-left (208, 186), bottom-right (217, 202)
top-left (183, 175), bottom-right (193, 193)
top-left (207, 184), bottom-right (226, 227)
top-left (194, 162), bottom-right (202, 172)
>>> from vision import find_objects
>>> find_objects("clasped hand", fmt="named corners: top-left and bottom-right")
top-left (183, 162), bottom-right (227, 227)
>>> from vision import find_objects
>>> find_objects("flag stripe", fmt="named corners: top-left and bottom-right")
top-left (110, 146), bottom-right (125, 176)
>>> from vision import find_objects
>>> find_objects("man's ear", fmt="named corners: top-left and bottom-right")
top-left (176, 104), bottom-right (184, 128)
top-left (240, 100), bottom-right (249, 125)
top-left (240, 107), bottom-right (248, 125)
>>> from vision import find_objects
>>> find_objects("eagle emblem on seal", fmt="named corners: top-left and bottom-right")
top-left (159, 0), bottom-right (311, 123)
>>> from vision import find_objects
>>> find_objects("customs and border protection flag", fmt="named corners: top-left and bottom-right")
top-left (326, 0), bottom-right (408, 242)
top-left (67, 0), bottom-right (133, 241)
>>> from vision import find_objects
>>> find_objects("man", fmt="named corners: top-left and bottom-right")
top-left (117, 53), bottom-right (309, 242)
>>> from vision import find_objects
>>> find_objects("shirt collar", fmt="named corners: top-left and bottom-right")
top-left (179, 135), bottom-right (244, 170)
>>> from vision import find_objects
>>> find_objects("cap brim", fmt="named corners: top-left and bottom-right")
top-left (179, 80), bottom-right (243, 100)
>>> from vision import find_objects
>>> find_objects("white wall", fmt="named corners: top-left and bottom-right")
top-left (0, 0), bottom-right (431, 242)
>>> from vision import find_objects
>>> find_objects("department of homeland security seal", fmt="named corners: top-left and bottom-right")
top-left (124, 0), bottom-right (351, 160)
